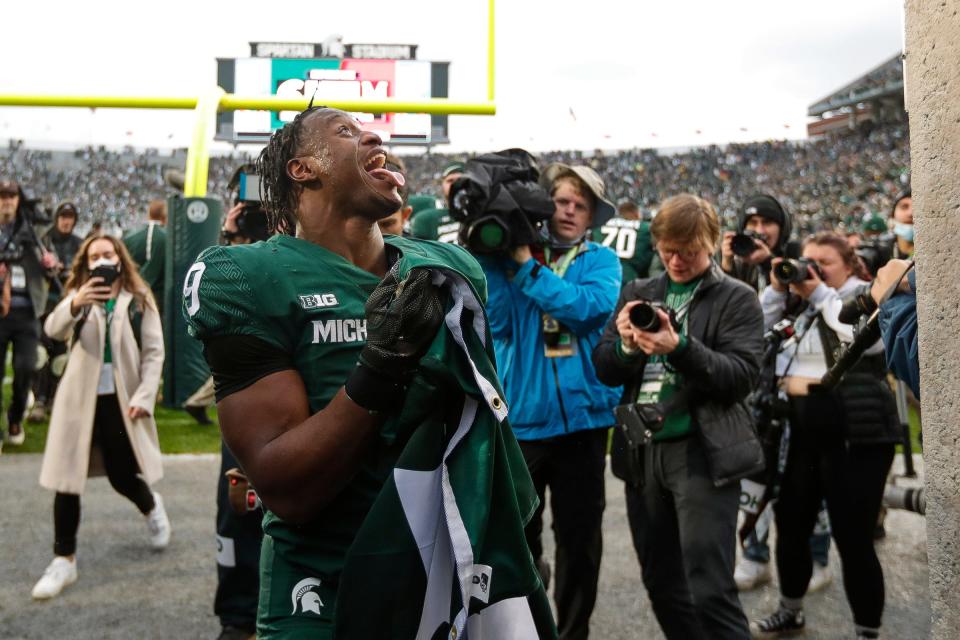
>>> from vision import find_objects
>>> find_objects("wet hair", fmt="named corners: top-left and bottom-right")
top-left (255, 106), bottom-right (325, 235)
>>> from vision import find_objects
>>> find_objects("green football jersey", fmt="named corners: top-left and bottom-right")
top-left (591, 217), bottom-right (653, 285)
top-left (408, 207), bottom-right (461, 244)
top-left (184, 233), bottom-right (485, 636)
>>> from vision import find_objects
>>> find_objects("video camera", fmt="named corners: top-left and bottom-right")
top-left (730, 230), bottom-right (768, 257)
top-left (448, 149), bottom-right (555, 254)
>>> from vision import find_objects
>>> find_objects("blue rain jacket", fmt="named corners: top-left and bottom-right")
top-left (479, 242), bottom-right (623, 441)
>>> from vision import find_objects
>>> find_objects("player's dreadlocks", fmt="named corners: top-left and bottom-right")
top-left (255, 106), bottom-right (324, 235)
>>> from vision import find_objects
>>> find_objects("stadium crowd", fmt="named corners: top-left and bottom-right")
top-left (1, 122), bottom-right (909, 237)
top-left (0, 115), bottom-right (921, 640)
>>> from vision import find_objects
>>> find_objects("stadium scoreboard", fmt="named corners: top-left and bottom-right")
top-left (216, 41), bottom-right (450, 145)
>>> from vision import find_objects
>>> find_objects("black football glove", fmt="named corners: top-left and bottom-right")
top-left (345, 265), bottom-right (444, 412)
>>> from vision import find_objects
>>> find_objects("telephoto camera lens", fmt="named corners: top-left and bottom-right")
top-left (773, 258), bottom-right (817, 284)
top-left (629, 302), bottom-right (662, 332)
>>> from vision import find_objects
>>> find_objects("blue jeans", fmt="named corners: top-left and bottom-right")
top-left (743, 501), bottom-right (831, 566)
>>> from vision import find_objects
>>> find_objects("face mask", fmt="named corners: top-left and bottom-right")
top-left (89, 257), bottom-right (121, 272)
top-left (893, 222), bottom-right (914, 243)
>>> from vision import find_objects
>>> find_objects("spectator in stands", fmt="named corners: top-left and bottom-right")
top-left (409, 161), bottom-right (464, 243)
top-left (32, 234), bottom-right (168, 600)
top-left (29, 202), bottom-right (84, 423)
top-left (478, 163), bottom-right (621, 640)
top-left (123, 199), bottom-right (167, 314)
top-left (0, 176), bottom-right (59, 447)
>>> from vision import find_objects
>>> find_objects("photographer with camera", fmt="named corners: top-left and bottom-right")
top-left (866, 258), bottom-right (920, 399)
top-left (29, 202), bottom-right (84, 423)
top-left (0, 177), bottom-right (60, 446)
top-left (720, 194), bottom-right (797, 291)
top-left (476, 161), bottom-right (621, 640)
top-left (724, 194), bottom-right (833, 594)
top-left (750, 233), bottom-right (900, 640)
top-left (593, 194), bottom-right (763, 640)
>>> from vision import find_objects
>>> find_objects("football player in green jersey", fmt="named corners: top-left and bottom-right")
top-left (183, 107), bottom-right (454, 638)
top-left (591, 199), bottom-right (654, 286)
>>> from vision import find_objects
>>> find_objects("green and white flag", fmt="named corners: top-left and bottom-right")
top-left (335, 265), bottom-right (557, 640)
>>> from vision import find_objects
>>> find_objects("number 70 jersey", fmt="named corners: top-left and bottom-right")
top-left (591, 217), bottom-right (654, 286)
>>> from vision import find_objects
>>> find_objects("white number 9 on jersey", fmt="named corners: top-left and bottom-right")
top-left (183, 262), bottom-right (206, 317)
top-left (599, 225), bottom-right (638, 259)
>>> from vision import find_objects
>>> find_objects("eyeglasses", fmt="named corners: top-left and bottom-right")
top-left (657, 246), bottom-right (701, 262)
top-left (0, 191), bottom-right (18, 199)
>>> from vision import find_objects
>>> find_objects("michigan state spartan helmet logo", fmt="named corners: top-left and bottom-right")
top-left (291, 577), bottom-right (324, 615)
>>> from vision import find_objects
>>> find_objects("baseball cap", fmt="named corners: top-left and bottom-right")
top-left (441, 162), bottom-right (465, 178)
top-left (0, 177), bottom-right (20, 195)
top-left (56, 202), bottom-right (79, 218)
top-left (540, 163), bottom-right (616, 227)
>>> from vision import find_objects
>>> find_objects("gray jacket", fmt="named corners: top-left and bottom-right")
top-left (592, 262), bottom-right (765, 487)
top-left (2, 216), bottom-right (51, 319)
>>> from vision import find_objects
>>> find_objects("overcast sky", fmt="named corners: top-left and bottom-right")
top-left (0, 0), bottom-right (904, 154)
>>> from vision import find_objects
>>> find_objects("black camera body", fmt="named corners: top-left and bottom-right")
top-left (731, 230), bottom-right (768, 257)
top-left (855, 236), bottom-right (894, 278)
top-left (773, 258), bottom-right (820, 284)
top-left (448, 149), bottom-right (556, 254)
top-left (629, 301), bottom-right (679, 333)
top-left (838, 283), bottom-right (878, 325)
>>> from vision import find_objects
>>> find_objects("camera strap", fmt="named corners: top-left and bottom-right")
top-left (544, 243), bottom-right (583, 279)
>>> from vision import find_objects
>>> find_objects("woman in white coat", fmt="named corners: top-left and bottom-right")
top-left (32, 234), bottom-right (169, 600)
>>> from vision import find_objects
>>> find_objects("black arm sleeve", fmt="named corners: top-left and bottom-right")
top-left (204, 335), bottom-right (294, 402)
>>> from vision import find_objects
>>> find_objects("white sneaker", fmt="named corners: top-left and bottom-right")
top-left (808, 562), bottom-right (833, 593)
top-left (7, 423), bottom-right (25, 446)
top-left (735, 557), bottom-right (772, 591)
top-left (32, 556), bottom-right (77, 600)
top-left (146, 492), bottom-right (171, 549)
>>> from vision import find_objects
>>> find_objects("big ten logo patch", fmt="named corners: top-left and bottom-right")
top-left (299, 293), bottom-right (339, 309)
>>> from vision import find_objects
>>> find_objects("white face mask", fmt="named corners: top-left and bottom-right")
top-left (89, 257), bottom-right (121, 272)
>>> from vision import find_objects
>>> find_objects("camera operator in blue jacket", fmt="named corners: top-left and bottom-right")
top-left (478, 163), bottom-right (621, 640)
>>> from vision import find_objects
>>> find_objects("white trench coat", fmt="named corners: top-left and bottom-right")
top-left (39, 289), bottom-right (165, 495)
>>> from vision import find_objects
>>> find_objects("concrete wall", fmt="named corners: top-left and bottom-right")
top-left (904, 1), bottom-right (960, 636)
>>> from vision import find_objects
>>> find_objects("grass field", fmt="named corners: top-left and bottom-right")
top-left (1, 366), bottom-right (923, 457)
top-left (1, 363), bottom-right (222, 455)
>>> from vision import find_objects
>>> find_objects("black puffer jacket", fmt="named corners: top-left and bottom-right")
top-left (592, 262), bottom-right (765, 487)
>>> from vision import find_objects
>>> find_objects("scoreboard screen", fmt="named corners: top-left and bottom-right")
top-left (216, 56), bottom-right (450, 145)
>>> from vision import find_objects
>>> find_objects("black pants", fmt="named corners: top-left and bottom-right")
top-left (214, 441), bottom-right (263, 631)
top-left (774, 398), bottom-right (894, 629)
top-left (0, 306), bottom-right (39, 426)
top-left (520, 428), bottom-right (607, 640)
top-left (625, 435), bottom-right (749, 640)
top-left (34, 318), bottom-right (67, 405)
top-left (53, 395), bottom-right (155, 556)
